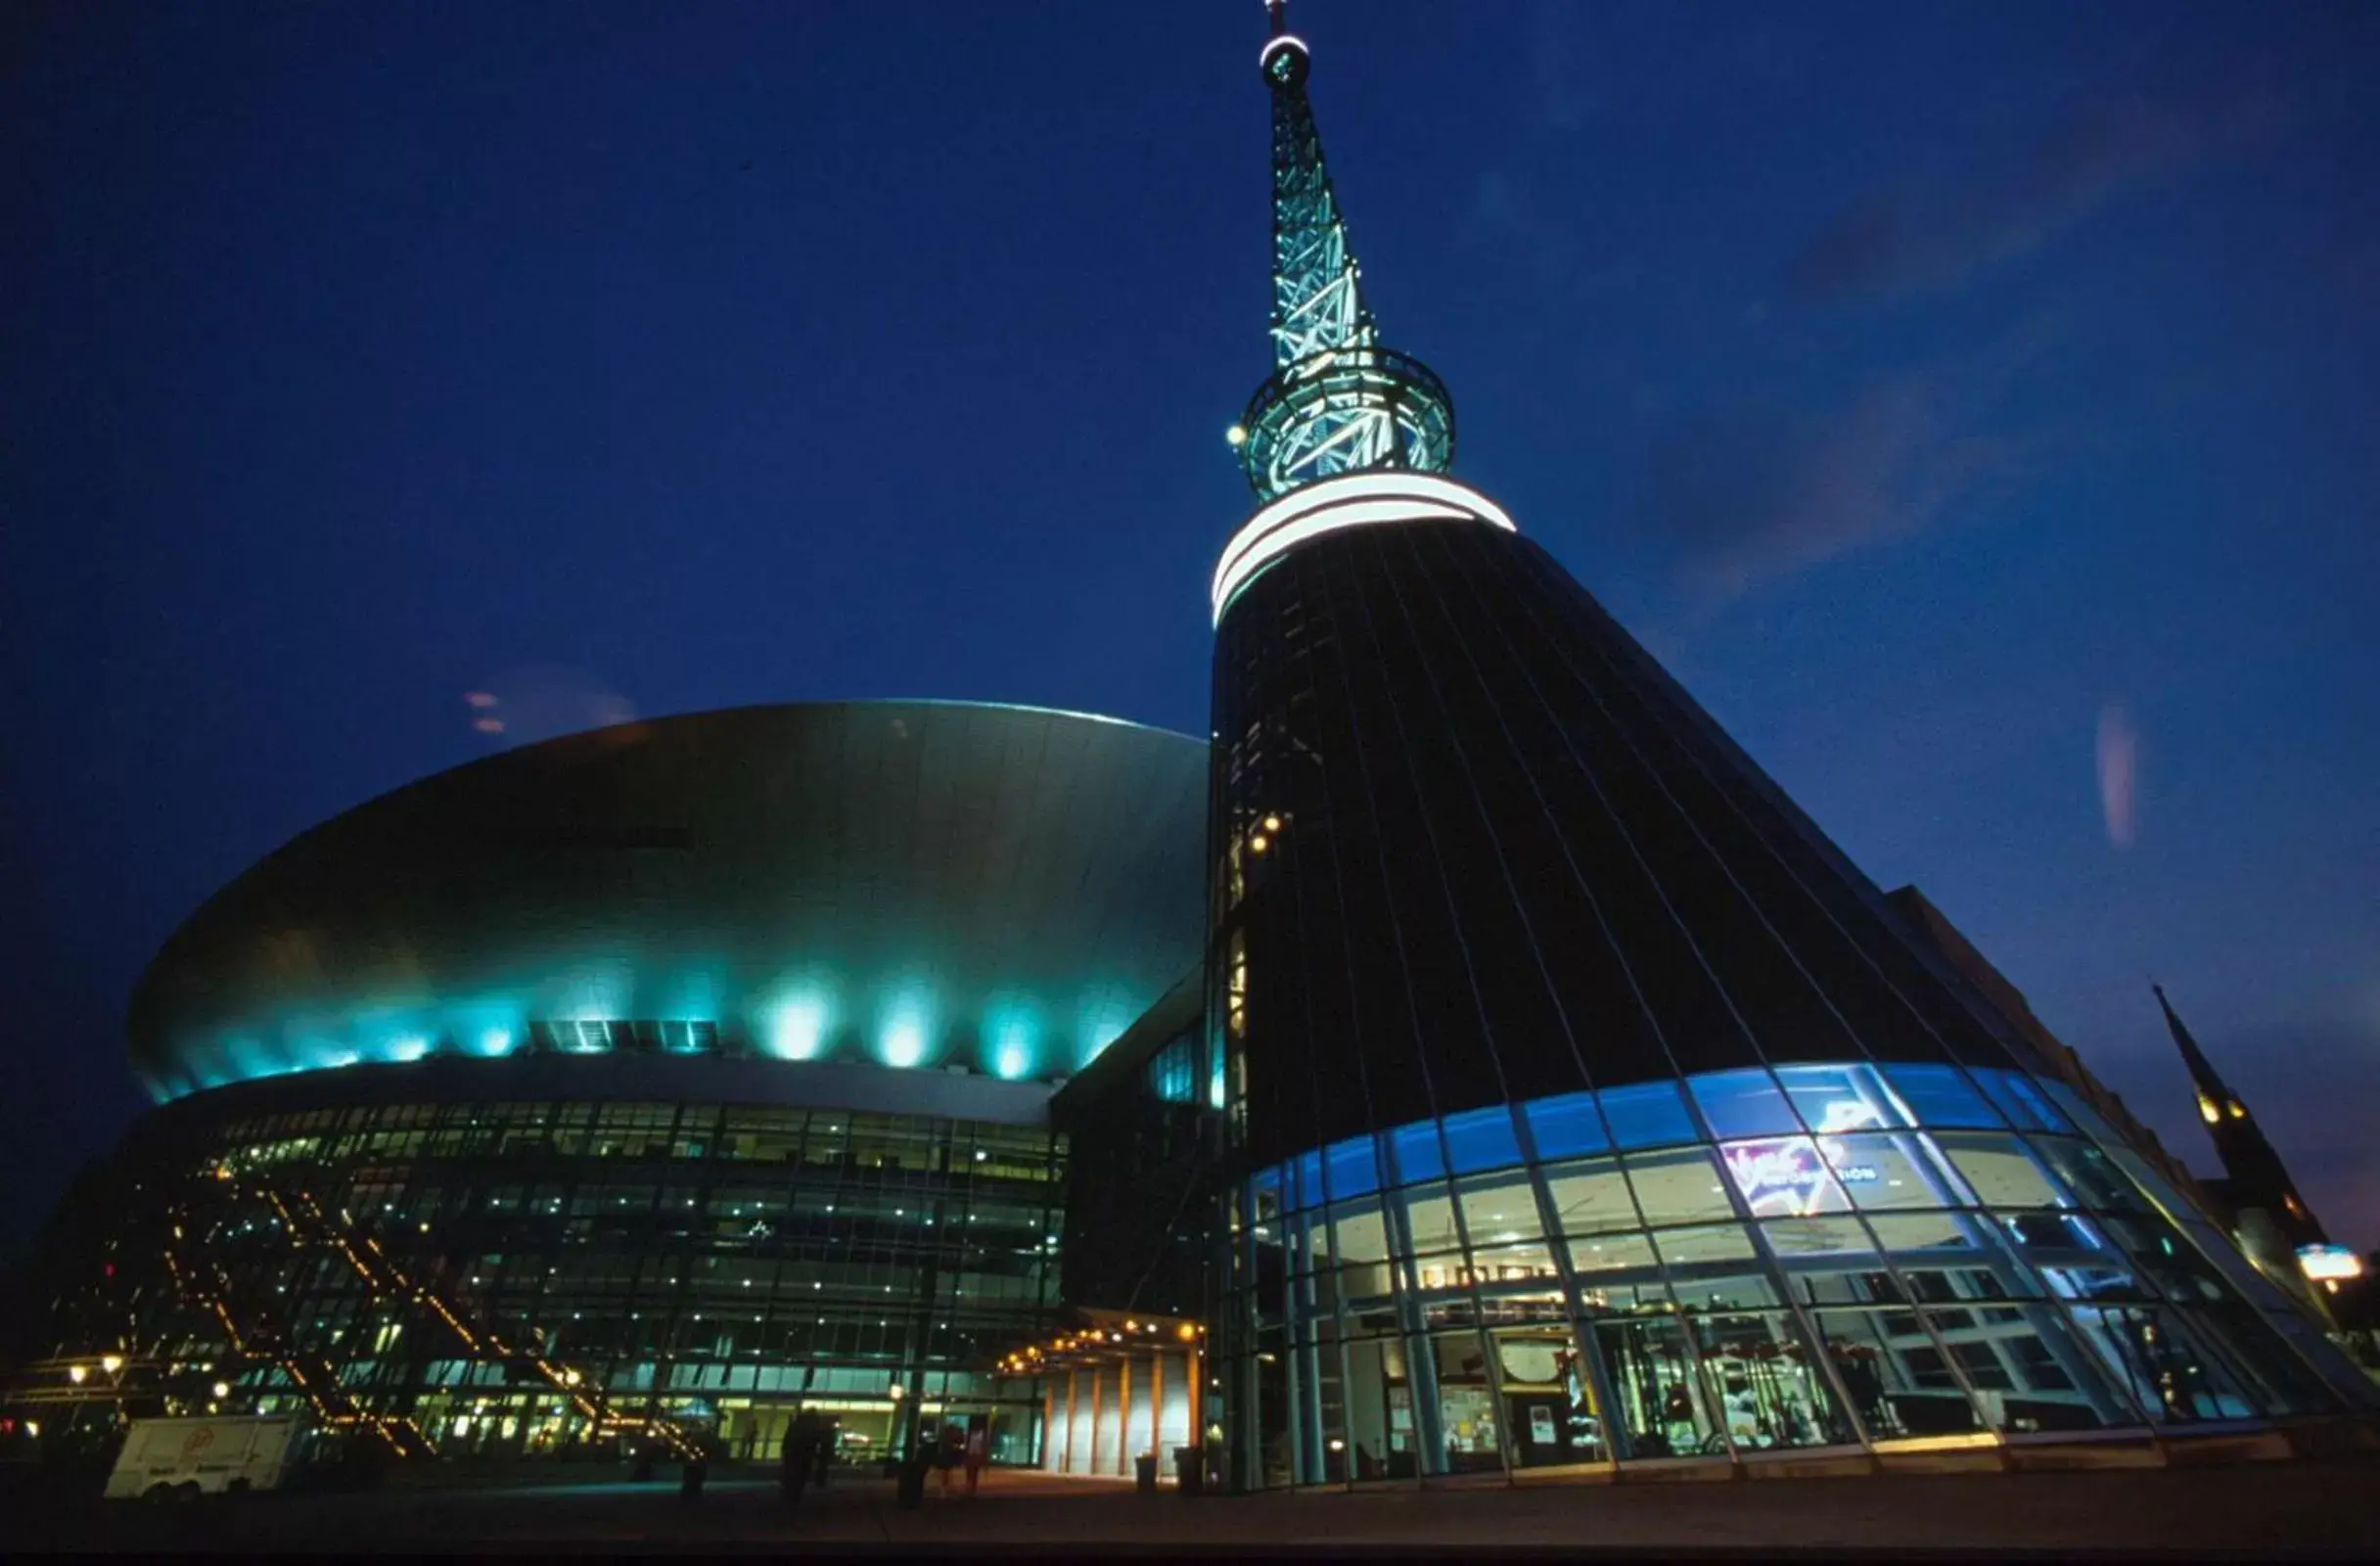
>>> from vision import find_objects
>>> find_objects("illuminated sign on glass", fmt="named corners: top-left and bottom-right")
top-left (2299, 1243), bottom-right (2364, 1282)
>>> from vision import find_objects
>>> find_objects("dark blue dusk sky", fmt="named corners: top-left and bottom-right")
top-left (5, 0), bottom-right (2377, 1257)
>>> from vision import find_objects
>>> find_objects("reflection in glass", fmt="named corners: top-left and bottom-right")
top-left (1340, 1336), bottom-right (1410, 1480)
top-left (1430, 1330), bottom-right (1504, 1473)
top-left (1720, 1138), bottom-right (1851, 1219)
top-left (1587, 1308), bottom-right (1721, 1458)
top-left (1597, 1081), bottom-right (1698, 1150)
top-left (1441, 1105), bottom-right (1524, 1175)
top-left (1491, 1326), bottom-right (1607, 1467)
top-left (1918, 1303), bottom-right (2137, 1432)
top-left (1522, 1092), bottom-right (1610, 1160)
top-left (1543, 1159), bottom-right (1639, 1236)
top-left (1879, 1064), bottom-right (2004, 1128)
top-left (1806, 1309), bottom-right (1985, 1439)
top-left (1681, 1308), bottom-right (1857, 1451)
top-left (1689, 1069), bottom-right (1799, 1139)
top-left (1774, 1062), bottom-right (1909, 1134)
top-left (2067, 1304), bottom-right (2258, 1422)
top-left (1626, 1147), bottom-right (1740, 1225)
top-left (1935, 1132), bottom-right (2065, 1208)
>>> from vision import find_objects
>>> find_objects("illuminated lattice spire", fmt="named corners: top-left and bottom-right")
top-left (1231, 1), bottom-right (1454, 500)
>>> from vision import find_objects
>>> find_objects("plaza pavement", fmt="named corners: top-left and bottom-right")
top-left (4, 1456), bottom-right (2376, 1555)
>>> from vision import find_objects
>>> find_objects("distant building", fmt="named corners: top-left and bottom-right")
top-left (2152, 987), bottom-right (2375, 1353)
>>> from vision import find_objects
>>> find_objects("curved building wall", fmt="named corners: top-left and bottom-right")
top-left (44, 1058), bottom-right (1066, 1464)
top-left (1204, 493), bottom-right (2380, 1488)
top-left (1208, 516), bottom-right (2057, 1170)
top-left (11, 699), bottom-right (1206, 1470)
top-left (133, 701), bottom-right (1207, 1098)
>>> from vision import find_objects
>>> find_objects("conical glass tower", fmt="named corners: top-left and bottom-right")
top-left (1206, 3), bottom-right (2375, 1492)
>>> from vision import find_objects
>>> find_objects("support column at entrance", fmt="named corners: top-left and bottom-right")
top-left (1119, 1357), bottom-right (1133, 1476)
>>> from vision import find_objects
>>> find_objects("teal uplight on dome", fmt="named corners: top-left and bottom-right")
top-left (878, 990), bottom-right (935, 1069)
top-left (984, 996), bottom-right (1043, 1082)
top-left (1075, 985), bottom-right (1137, 1069)
top-left (763, 990), bottom-right (834, 1062)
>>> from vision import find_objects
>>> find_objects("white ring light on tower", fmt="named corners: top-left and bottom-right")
top-left (1211, 472), bottom-right (1517, 625)
top-left (1260, 35), bottom-right (1309, 71)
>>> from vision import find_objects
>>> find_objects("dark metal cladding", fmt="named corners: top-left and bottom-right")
top-left (131, 701), bottom-right (1208, 1097)
top-left (1208, 521), bottom-right (2058, 1170)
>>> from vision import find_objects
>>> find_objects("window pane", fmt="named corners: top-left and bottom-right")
top-left (1388, 1121), bottom-right (1445, 1186)
top-left (1428, 1331), bottom-right (1504, 1474)
top-left (1626, 1148), bottom-right (1739, 1226)
top-left (1924, 1302), bottom-right (2138, 1432)
top-left (1762, 1216), bottom-right (1883, 1267)
top-left (1331, 1198), bottom-right (1392, 1265)
top-left (1973, 1070), bottom-right (2072, 1133)
top-left (1687, 1310), bottom-right (1860, 1451)
top-left (2027, 1138), bottom-right (2147, 1216)
top-left (1523, 1091), bottom-right (1611, 1160)
top-left (1668, 1271), bottom-right (1780, 1312)
top-left (1689, 1069), bottom-right (1798, 1139)
top-left (1824, 1133), bottom-right (1967, 1210)
top-left (1719, 1137), bottom-right (1851, 1219)
top-left (1441, 1105), bottom-right (1525, 1175)
top-left (1590, 1313), bottom-right (1722, 1458)
top-left (1937, 1132), bottom-right (2064, 1209)
top-left (1491, 1327), bottom-right (1608, 1467)
top-left (1456, 1174), bottom-right (1544, 1246)
top-left (1808, 1309), bottom-right (1987, 1439)
top-left (1774, 1062), bottom-right (1910, 1133)
top-left (2035, 1081), bottom-right (2121, 1144)
top-left (1543, 1159), bottom-right (1640, 1237)
top-left (1571, 1232), bottom-right (1660, 1275)
top-left (1999, 1211), bottom-right (2154, 1302)
top-left (1400, 1185), bottom-right (1462, 1255)
top-left (1324, 1134), bottom-right (1383, 1202)
top-left (1598, 1081), bottom-right (1698, 1150)
top-left (1881, 1064), bottom-right (2003, 1128)
top-left (1473, 1236), bottom-right (1562, 1290)
top-left (1652, 1224), bottom-right (1759, 1267)
top-left (1291, 1150), bottom-right (1324, 1212)
top-left (2065, 1304), bottom-right (2261, 1422)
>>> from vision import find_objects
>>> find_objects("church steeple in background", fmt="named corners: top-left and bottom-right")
top-left (2156, 983), bottom-right (2330, 1252)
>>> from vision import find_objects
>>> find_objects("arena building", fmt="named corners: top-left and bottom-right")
top-left (7, 701), bottom-right (1206, 1468)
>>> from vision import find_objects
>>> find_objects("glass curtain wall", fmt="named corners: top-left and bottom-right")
top-left (1217, 1061), bottom-right (2373, 1488)
top-left (64, 1097), bottom-right (1065, 1464)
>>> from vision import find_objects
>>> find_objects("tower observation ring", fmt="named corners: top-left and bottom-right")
top-left (1234, 345), bottom-right (1456, 503)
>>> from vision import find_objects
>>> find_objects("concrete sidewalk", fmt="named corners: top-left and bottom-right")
top-left (6, 1459), bottom-right (2376, 1554)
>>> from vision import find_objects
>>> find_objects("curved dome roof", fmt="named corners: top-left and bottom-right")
top-left (132, 701), bottom-right (1209, 1100)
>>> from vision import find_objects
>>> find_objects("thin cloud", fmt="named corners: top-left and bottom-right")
top-left (2097, 701), bottom-right (2139, 849)
top-left (1641, 328), bottom-right (2047, 599)
top-left (1789, 84), bottom-right (2280, 303)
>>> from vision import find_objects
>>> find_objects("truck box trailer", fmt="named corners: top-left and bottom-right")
top-left (104, 1415), bottom-right (302, 1499)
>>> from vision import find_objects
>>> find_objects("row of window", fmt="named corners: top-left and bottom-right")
top-left (214, 1102), bottom-right (1059, 1182)
top-left (1218, 1070), bottom-right (2369, 1485)
top-left (1259, 1063), bottom-right (2100, 1215)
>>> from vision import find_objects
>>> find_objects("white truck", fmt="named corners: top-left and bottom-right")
top-left (104, 1415), bottom-right (301, 1499)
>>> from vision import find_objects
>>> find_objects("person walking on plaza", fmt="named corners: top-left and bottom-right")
top-left (963, 1420), bottom-right (988, 1497)
top-left (780, 1411), bottom-right (817, 1506)
top-left (936, 1420), bottom-right (966, 1499)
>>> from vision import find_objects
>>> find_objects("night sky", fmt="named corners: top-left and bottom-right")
top-left (5, 0), bottom-right (2377, 1260)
